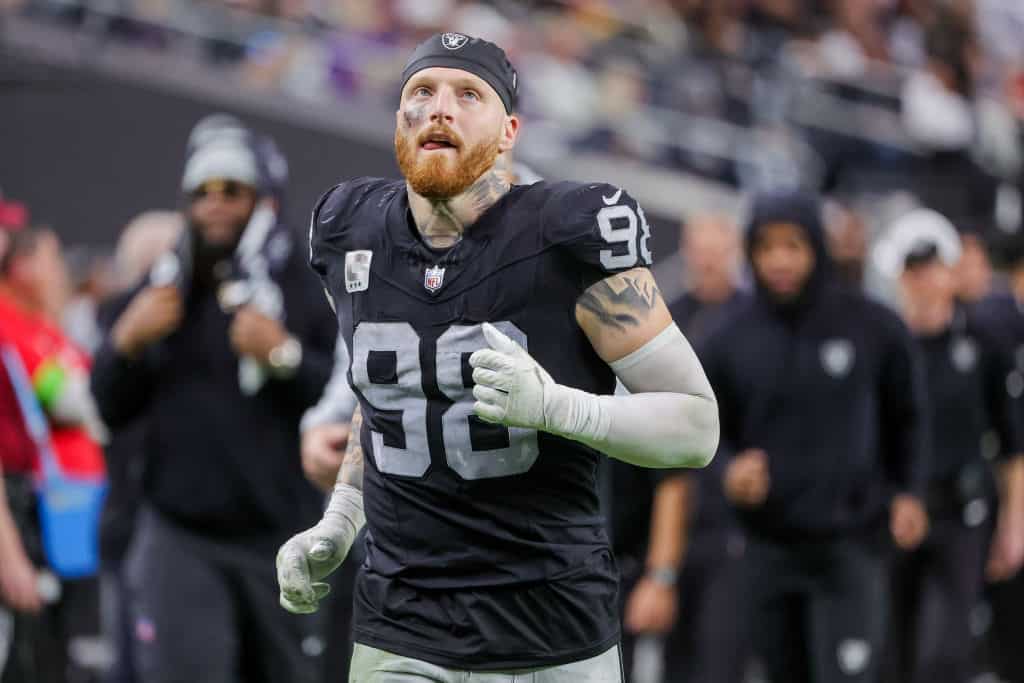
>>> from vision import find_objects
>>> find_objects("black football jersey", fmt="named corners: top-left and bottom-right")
top-left (309, 177), bottom-right (654, 670)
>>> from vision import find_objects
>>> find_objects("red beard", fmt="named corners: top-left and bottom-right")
top-left (395, 123), bottom-right (500, 200)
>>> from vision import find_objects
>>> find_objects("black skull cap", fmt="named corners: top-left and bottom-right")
top-left (400, 32), bottom-right (519, 114)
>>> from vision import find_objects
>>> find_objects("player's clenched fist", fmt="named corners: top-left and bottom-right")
top-left (112, 285), bottom-right (183, 357)
top-left (890, 493), bottom-right (928, 551)
top-left (469, 323), bottom-right (552, 430)
top-left (276, 530), bottom-right (341, 614)
top-left (276, 482), bottom-right (364, 614)
top-left (724, 449), bottom-right (771, 507)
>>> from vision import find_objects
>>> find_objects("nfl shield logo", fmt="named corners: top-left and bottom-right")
top-left (424, 265), bottom-right (446, 292)
top-left (442, 32), bottom-right (469, 50)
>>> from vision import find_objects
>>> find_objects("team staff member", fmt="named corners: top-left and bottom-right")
top-left (660, 214), bottom-right (749, 683)
top-left (700, 191), bottom-right (931, 683)
top-left (622, 213), bottom-right (750, 683)
top-left (91, 121), bottom-right (336, 683)
top-left (885, 209), bottom-right (1024, 683)
top-left (0, 225), bottom-right (106, 682)
top-left (968, 235), bottom-right (1024, 682)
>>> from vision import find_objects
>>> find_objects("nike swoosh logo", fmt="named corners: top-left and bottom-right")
top-left (602, 189), bottom-right (622, 205)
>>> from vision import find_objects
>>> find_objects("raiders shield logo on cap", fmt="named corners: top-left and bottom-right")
top-left (442, 32), bottom-right (469, 50)
top-left (820, 339), bottom-right (855, 378)
top-left (424, 265), bottom-right (445, 292)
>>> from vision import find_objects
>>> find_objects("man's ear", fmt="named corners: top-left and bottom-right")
top-left (499, 114), bottom-right (520, 153)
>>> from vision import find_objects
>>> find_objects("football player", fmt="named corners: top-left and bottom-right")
top-left (277, 33), bottom-right (719, 681)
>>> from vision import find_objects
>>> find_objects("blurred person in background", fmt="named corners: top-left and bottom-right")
top-left (94, 211), bottom-right (182, 683)
top-left (902, 7), bottom-right (1007, 239)
top-left (659, 213), bottom-right (749, 683)
top-left (0, 202), bottom-right (43, 681)
top-left (699, 191), bottom-right (930, 683)
top-left (62, 246), bottom-right (116, 356)
top-left (90, 117), bottom-right (336, 683)
top-left (0, 220), bottom-right (107, 683)
top-left (884, 208), bottom-right (1024, 683)
top-left (618, 212), bottom-right (751, 683)
top-left (956, 232), bottom-right (995, 304)
top-left (824, 201), bottom-right (869, 290)
top-left (972, 234), bottom-right (1024, 683)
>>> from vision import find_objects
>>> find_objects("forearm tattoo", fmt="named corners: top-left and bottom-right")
top-left (339, 406), bottom-right (365, 491)
top-left (576, 270), bottom-right (663, 332)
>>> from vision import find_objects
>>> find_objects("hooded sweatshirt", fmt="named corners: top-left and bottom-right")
top-left (699, 192), bottom-right (930, 541)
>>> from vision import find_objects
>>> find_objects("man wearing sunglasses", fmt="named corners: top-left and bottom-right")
top-left (91, 120), bottom-right (337, 683)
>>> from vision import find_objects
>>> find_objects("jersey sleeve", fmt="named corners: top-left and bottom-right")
top-left (308, 177), bottom-right (389, 304)
top-left (308, 181), bottom-right (349, 286)
top-left (543, 181), bottom-right (654, 286)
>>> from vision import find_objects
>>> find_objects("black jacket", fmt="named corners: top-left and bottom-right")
top-left (700, 193), bottom-right (930, 541)
top-left (91, 239), bottom-right (336, 539)
top-left (919, 307), bottom-right (1022, 479)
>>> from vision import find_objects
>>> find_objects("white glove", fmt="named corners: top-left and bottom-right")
top-left (276, 482), bottom-right (364, 614)
top-left (470, 322), bottom-right (719, 469)
top-left (469, 323), bottom-right (607, 438)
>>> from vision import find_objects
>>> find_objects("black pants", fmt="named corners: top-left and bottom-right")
top-left (662, 529), bottom-right (748, 683)
top-left (886, 516), bottom-right (987, 683)
top-left (745, 534), bottom-right (888, 683)
top-left (124, 507), bottom-right (324, 683)
top-left (322, 530), bottom-right (364, 683)
top-left (987, 569), bottom-right (1024, 682)
top-left (100, 564), bottom-right (136, 683)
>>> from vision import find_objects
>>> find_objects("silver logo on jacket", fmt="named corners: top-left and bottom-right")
top-left (951, 337), bottom-right (978, 373)
top-left (820, 339), bottom-right (855, 378)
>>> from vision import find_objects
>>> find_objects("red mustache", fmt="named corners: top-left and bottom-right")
top-left (416, 125), bottom-right (463, 149)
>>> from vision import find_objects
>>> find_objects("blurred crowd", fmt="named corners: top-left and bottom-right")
top-left (8, 0), bottom-right (1024, 184)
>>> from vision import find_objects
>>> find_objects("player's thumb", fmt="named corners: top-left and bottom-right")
top-left (309, 538), bottom-right (337, 563)
top-left (481, 323), bottom-right (520, 355)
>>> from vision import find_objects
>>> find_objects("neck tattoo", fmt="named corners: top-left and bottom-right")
top-left (411, 169), bottom-right (511, 250)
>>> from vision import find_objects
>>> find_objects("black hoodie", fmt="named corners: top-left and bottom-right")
top-left (698, 192), bottom-right (930, 541)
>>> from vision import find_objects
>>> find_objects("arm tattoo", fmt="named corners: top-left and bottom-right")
top-left (339, 406), bottom-right (365, 491)
top-left (576, 271), bottom-right (663, 333)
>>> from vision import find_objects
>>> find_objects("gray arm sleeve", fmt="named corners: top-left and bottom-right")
top-left (581, 324), bottom-right (719, 468)
top-left (300, 333), bottom-right (357, 433)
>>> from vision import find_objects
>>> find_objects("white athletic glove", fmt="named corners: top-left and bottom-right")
top-left (469, 323), bottom-right (607, 439)
top-left (470, 322), bottom-right (719, 469)
top-left (276, 482), bottom-right (365, 614)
